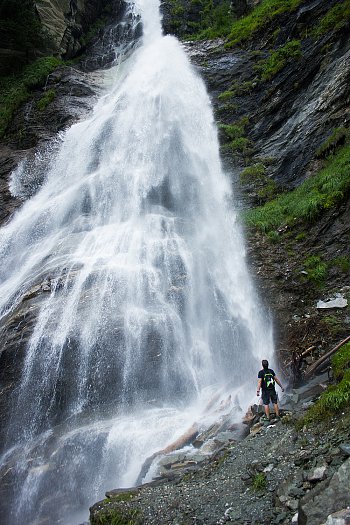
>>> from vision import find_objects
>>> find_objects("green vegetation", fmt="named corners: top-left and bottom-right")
top-left (37, 88), bottom-right (56, 111)
top-left (257, 40), bottom-right (302, 81)
top-left (220, 117), bottom-right (252, 155)
top-left (316, 127), bottom-right (349, 159)
top-left (332, 342), bottom-right (350, 380)
top-left (0, 0), bottom-right (48, 58)
top-left (218, 90), bottom-right (235, 101)
top-left (92, 493), bottom-right (141, 525)
top-left (297, 342), bottom-right (350, 428)
top-left (245, 143), bottom-right (350, 233)
top-left (252, 472), bottom-right (267, 491)
top-left (295, 231), bottom-right (306, 241)
top-left (80, 17), bottom-right (109, 47)
top-left (267, 230), bottom-right (280, 243)
top-left (104, 492), bottom-right (136, 504)
top-left (92, 507), bottom-right (140, 525)
top-left (332, 256), bottom-right (350, 273)
top-left (322, 315), bottom-right (344, 336)
top-left (226, 0), bottom-right (302, 47)
top-left (168, 0), bottom-right (235, 38)
top-left (219, 116), bottom-right (249, 141)
top-left (240, 162), bottom-right (266, 182)
top-left (240, 162), bottom-right (279, 202)
top-left (192, 1), bottom-right (237, 39)
top-left (227, 136), bottom-right (252, 154)
top-left (216, 102), bottom-right (238, 117)
top-left (298, 370), bottom-right (350, 426)
top-left (218, 81), bottom-right (255, 100)
top-left (312, 0), bottom-right (350, 37)
top-left (303, 255), bottom-right (328, 285)
top-left (0, 56), bottom-right (62, 137)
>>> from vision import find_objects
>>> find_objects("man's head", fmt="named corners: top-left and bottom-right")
top-left (262, 359), bottom-right (269, 369)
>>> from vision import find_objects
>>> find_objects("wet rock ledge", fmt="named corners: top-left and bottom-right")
top-left (89, 376), bottom-right (350, 525)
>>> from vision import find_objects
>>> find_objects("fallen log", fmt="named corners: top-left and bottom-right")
top-left (285, 345), bottom-right (317, 368)
top-left (135, 423), bottom-right (199, 485)
top-left (135, 394), bottom-right (234, 485)
top-left (304, 335), bottom-right (350, 378)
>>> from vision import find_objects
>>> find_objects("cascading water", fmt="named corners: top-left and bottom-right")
top-left (0, 1), bottom-right (273, 523)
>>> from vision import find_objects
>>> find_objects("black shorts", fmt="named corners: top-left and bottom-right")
top-left (262, 389), bottom-right (278, 405)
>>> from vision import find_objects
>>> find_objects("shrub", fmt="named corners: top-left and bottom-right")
top-left (267, 230), bottom-right (279, 243)
top-left (322, 315), bottom-right (343, 336)
top-left (332, 342), bottom-right (350, 380)
top-left (226, 0), bottom-right (302, 47)
top-left (257, 40), bottom-right (302, 81)
top-left (219, 123), bottom-right (243, 140)
top-left (218, 90), bottom-right (235, 101)
top-left (0, 0), bottom-right (48, 58)
top-left (216, 102), bottom-right (238, 117)
top-left (303, 255), bottom-right (328, 284)
top-left (252, 472), bottom-right (267, 491)
top-left (92, 507), bottom-right (140, 525)
top-left (168, 0), bottom-right (235, 39)
top-left (315, 127), bottom-right (349, 159)
top-left (37, 88), bottom-right (56, 111)
top-left (245, 143), bottom-right (350, 232)
top-left (295, 232), bottom-right (306, 241)
top-left (297, 343), bottom-right (350, 427)
top-left (189, 0), bottom-right (236, 39)
top-left (218, 81), bottom-right (255, 101)
top-left (219, 116), bottom-right (251, 154)
top-left (257, 179), bottom-right (278, 201)
top-left (227, 136), bottom-right (252, 153)
top-left (312, 0), bottom-right (350, 37)
top-left (240, 163), bottom-right (266, 182)
top-left (0, 56), bottom-right (62, 137)
top-left (332, 256), bottom-right (350, 274)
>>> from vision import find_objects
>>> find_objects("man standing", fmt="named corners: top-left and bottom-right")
top-left (257, 359), bottom-right (284, 420)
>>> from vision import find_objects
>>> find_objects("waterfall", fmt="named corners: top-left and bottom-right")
top-left (0, 1), bottom-right (273, 523)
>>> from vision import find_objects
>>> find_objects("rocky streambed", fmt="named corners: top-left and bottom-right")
top-left (89, 373), bottom-right (350, 525)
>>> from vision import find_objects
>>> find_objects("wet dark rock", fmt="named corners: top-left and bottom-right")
top-left (298, 458), bottom-right (350, 525)
top-left (304, 465), bottom-right (328, 482)
top-left (177, 0), bottom-right (350, 368)
top-left (339, 444), bottom-right (350, 457)
top-left (322, 508), bottom-right (350, 525)
top-left (34, 0), bottom-right (128, 59)
top-left (0, 295), bottom-right (41, 450)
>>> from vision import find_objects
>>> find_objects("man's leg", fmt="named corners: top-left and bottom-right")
top-left (264, 404), bottom-right (270, 418)
top-left (272, 392), bottom-right (279, 417)
top-left (273, 403), bottom-right (280, 417)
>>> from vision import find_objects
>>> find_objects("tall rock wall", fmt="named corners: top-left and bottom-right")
top-left (34, 0), bottom-right (116, 57)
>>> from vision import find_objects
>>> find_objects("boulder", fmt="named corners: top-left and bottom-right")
top-left (298, 458), bottom-right (350, 525)
top-left (321, 509), bottom-right (350, 525)
top-left (316, 295), bottom-right (348, 309)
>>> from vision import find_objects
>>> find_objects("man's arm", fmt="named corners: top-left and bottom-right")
top-left (274, 375), bottom-right (285, 392)
top-left (256, 378), bottom-right (262, 396)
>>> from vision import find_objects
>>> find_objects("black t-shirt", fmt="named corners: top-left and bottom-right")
top-left (258, 368), bottom-right (276, 391)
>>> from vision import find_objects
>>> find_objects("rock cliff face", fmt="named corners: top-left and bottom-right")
top-left (181, 0), bottom-right (350, 368)
top-left (34, 0), bottom-right (124, 57)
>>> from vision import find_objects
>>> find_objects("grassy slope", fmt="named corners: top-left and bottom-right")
top-left (0, 57), bottom-right (63, 138)
top-left (245, 143), bottom-right (350, 233)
